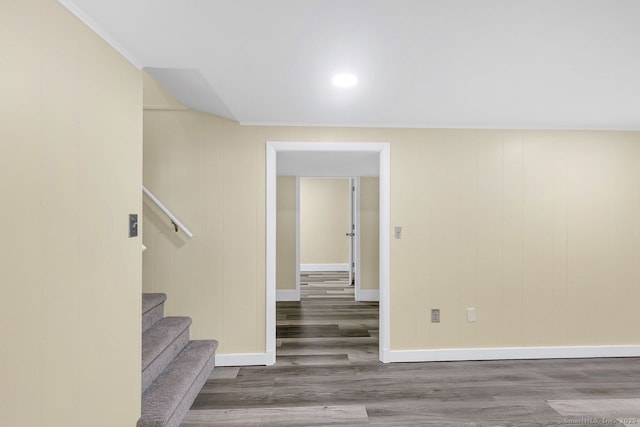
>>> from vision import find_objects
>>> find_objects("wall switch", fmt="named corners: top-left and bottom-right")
top-left (431, 308), bottom-right (440, 323)
top-left (129, 214), bottom-right (138, 237)
top-left (394, 226), bottom-right (402, 239)
top-left (467, 307), bottom-right (477, 323)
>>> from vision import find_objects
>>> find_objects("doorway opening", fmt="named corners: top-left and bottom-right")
top-left (280, 176), bottom-right (379, 364)
top-left (266, 142), bottom-right (391, 365)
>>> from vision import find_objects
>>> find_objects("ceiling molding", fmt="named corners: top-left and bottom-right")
top-left (57, 0), bottom-right (143, 69)
top-left (241, 121), bottom-right (639, 132)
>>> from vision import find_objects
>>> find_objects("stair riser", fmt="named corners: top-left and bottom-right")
top-left (142, 303), bottom-right (164, 333)
top-left (142, 329), bottom-right (190, 393)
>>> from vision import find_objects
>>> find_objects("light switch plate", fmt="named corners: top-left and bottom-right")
top-left (129, 214), bottom-right (138, 237)
top-left (394, 226), bottom-right (402, 239)
top-left (431, 308), bottom-right (440, 323)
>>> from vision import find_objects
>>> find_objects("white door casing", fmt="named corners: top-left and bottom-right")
top-left (266, 142), bottom-right (391, 365)
top-left (348, 177), bottom-right (357, 288)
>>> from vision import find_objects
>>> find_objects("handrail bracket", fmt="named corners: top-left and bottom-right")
top-left (143, 185), bottom-right (194, 238)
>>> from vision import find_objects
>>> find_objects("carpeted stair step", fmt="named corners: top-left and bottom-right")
top-left (142, 316), bottom-right (192, 393)
top-left (142, 293), bottom-right (167, 333)
top-left (138, 340), bottom-right (218, 427)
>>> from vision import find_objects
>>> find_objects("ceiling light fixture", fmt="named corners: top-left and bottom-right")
top-left (332, 73), bottom-right (358, 88)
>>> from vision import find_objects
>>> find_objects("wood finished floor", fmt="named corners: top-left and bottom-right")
top-left (183, 272), bottom-right (640, 426)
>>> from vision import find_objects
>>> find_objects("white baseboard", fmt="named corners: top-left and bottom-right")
top-left (356, 289), bottom-right (379, 302)
top-left (215, 353), bottom-right (268, 367)
top-left (384, 345), bottom-right (640, 363)
top-left (276, 289), bottom-right (300, 301)
top-left (217, 346), bottom-right (640, 366)
top-left (300, 263), bottom-right (349, 272)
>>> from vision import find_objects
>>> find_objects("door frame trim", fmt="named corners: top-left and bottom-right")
top-left (266, 142), bottom-right (391, 365)
top-left (352, 177), bottom-right (361, 301)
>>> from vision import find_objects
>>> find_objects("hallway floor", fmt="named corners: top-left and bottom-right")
top-left (182, 273), bottom-right (640, 426)
top-left (275, 271), bottom-right (379, 366)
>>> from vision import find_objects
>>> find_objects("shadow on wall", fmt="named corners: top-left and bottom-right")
top-left (143, 198), bottom-right (189, 249)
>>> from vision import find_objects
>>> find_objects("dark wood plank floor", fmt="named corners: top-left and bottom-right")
top-left (183, 272), bottom-right (640, 426)
top-left (276, 272), bottom-right (379, 366)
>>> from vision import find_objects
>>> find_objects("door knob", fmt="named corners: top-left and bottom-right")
top-left (346, 233), bottom-right (355, 237)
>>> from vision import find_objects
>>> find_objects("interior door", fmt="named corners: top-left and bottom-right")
top-left (348, 178), bottom-right (357, 286)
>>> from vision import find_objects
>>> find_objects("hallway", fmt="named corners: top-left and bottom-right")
top-left (275, 271), bottom-right (380, 366)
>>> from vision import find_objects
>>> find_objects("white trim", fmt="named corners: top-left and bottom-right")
top-left (242, 121), bottom-right (639, 132)
top-left (352, 177), bottom-right (362, 301)
top-left (295, 177), bottom-right (301, 299)
top-left (265, 145), bottom-right (277, 366)
top-left (384, 346), bottom-right (640, 363)
top-left (379, 144), bottom-right (391, 363)
top-left (300, 263), bottom-right (349, 272)
top-left (57, 0), bottom-right (143, 69)
top-left (268, 142), bottom-right (390, 153)
top-left (347, 177), bottom-right (355, 287)
top-left (215, 353), bottom-right (268, 367)
top-left (267, 142), bottom-right (391, 365)
top-left (356, 290), bottom-right (379, 302)
top-left (276, 289), bottom-right (300, 301)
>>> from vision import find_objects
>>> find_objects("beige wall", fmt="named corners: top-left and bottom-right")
top-left (0, 1), bottom-right (142, 426)
top-left (389, 129), bottom-right (640, 350)
top-left (276, 177), bottom-right (297, 290)
top-left (360, 177), bottom-right (379, 291)
top-left (142, 73), bottom-right (265, 354)
top-left (300, 178), bottom-right (351, 266)
top-left (143, 74), bottom-right (640, 356)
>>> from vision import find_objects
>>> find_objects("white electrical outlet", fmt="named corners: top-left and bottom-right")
top-left (466, 307), bottom-right (477, 323)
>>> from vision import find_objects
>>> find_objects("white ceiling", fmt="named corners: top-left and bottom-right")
top-left (60, 0), bottom-right (640, 130)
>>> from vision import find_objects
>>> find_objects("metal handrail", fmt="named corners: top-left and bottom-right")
top-left (143, 186), bottom-right (194, 238)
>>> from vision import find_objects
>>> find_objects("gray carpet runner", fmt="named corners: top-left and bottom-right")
top-left (138, 293), bottom-right (218, 427)
top-left (142, 293), bottom-right (167, 333)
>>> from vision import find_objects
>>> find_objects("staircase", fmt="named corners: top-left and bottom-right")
top-left (138, 293), bottom-right (217, 427)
